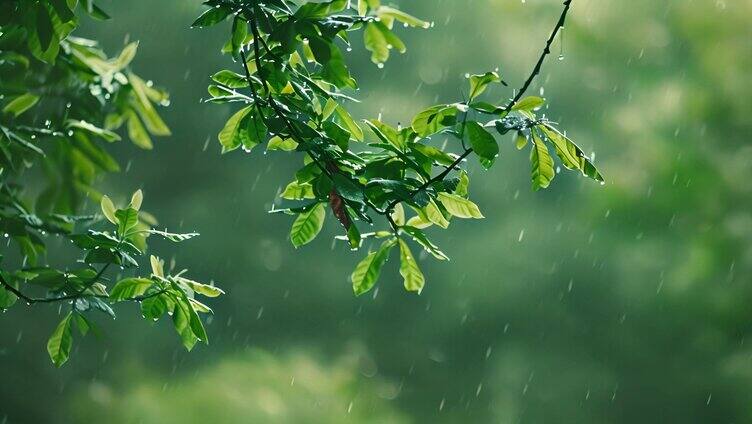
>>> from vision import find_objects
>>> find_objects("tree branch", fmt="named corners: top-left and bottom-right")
top-left (234, 0), bottom-right (574, 235)
top-left (386, 0), bottom-right (574, 214)
top-left (0, 270), bottom-right (164, 305)
top-left (502, 0), bottom-right (572, 113)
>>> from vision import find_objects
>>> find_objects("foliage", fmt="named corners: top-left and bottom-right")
top-left (0, 0), bottom-right (600, 367)
top-left (70, 350), bottom-right (409, 423)
top-left (0, 0), bottom-right (222, 366)
top-left (199, 0), bottom-right (603, 296)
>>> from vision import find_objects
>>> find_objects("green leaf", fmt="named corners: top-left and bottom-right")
top-left (515, 131), bottom-right (528, 150)
top-left (175, 277), bottom-right (224, 298)
top-left (465, 121), bottom-right (499, 169)
top-left (146, 230), bottom-right (200, 242)
top-left (73, 313), bottom-right (91, 336)
top-left (401, 226), bottom-right (449, 261)
top-left (211, 70), bottom-right (249, 89)
top-left (128, 73), bottom-right (171, 136)
top-left (231, 15), bottom-right (248, 57)
top-left (512, 96), bottom-right (545, 112)
top-left (290, 203), bottom-right (326, 248)
top-left (100, 195), bottom-right (118, 225)
top-left (282, 181), bottom-right (315, 200)
top-left (365, 120), bottom-right (404, 151)
top-left (358, 0), bottom-right (370, 15)
top-left (191, 6), bottom-right (232, 28)
top-left (0, 277), bottom-right (18, 308)
top-left (111, 41), bottom-right (139, 72)
top-left (391, 203), bottom-right (405, 226)
top-left (130, 189), bottom-right (143, 210)
top-left (3, 93), bottom-right (40, 117)
top-left (411, 104), bottom-right (459, 137)
top-left (410, 143), bottom-right (455, 166)
top-left (377, 22), bottom-right (407, 55)
top-left (110, 278), bottom-right (153, 302)
top-left (172, 295), bottom-right (199, 351)
top-left (243, 111), bottom-right (267, 151)
top-left (364, 22), bottom-right (389, 64)
top-left (218, 106), bottom-right (252, 153)
top-left (346, 224), bottom-right (362, 250)
top-left (267, 136), bottom-right (298, 151)
top-left (455, 170), bottom-right (470, 197)
top-left (437, 192), bottom-right (484, 219)
top-left (332, 174), bottom-right (366, 203)
top-left (189, 298), bottom-right (212, 314)
top-left (376, 6), bottom-right (429, 28)
top-left (126, 111), bottom-right (153, 149)
top-left (351, 239), bottom-right (396, 296)
top-left (322, 120), bottom-right (351, 151)
top-left (66, 120), bottom-right (121, 142)
top-left (150, 255), bottom-right (164, 278)
top-left (27, 268), bottom-right (66, 289)
top-left (47, 312), bottom-right (73, 367)
top-left (540, 124), bottom-right (604, 182)
top-left (115, 207), bottom-right (139, 235)
top-left (531, 130), bottom-right (555, 191)
top-left (334, 105), bottom-right (363, 141)
top-left (468, 71), bottom-right (501, 100)
top-left (142, 294), bottom-right (168, 321)
top-left (424, 199), bottom-right (450, 229)
top-left (398, 239), bottom-right (425, 293)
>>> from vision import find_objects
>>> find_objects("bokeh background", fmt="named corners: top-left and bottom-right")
top-left (2, 0), bottom-right (752, 422)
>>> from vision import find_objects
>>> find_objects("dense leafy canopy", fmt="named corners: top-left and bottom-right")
top-left (0, 0), bottom-right (602, 367)
top-left (199, 0), bottom-right (602, 296)
top-left (0, 0), bottom-right (222, 366)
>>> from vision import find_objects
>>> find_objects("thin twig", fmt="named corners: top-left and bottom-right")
top-left (502, 0), bottom-right (572, 113)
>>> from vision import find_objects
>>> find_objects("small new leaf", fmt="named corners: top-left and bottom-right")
top-left (130, 189), bottom-right (143, 210)
top-left (3, 93), bottom-right (40, 117)
top-left (100, 195), bottom-right (117, 225)
top-left (468, 71), bottom-right (502, 100)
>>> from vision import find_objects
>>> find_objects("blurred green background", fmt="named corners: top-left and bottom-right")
top-left (2, 0), bottom-right (752, 422)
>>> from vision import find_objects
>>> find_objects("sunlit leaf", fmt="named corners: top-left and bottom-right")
top-left (351, 238), bottom-right (396, 296)
top-left (468, 71), bottom-right (502, 100)
top-left (437, 193), bottom-right (484, 219)
top-left (110, 278), bottom-right (153, 302)
top-left (512, 96), bottom-right (545, 112)
top-left (530, 130), bottom-right (555, 190)
top-left (398, 239), bottom-right (425, 293)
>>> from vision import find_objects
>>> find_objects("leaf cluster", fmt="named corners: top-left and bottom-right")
top-left (199, 0), bottom-right (604, 295)
top-left (0, 1), bottom-right (220, 366)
